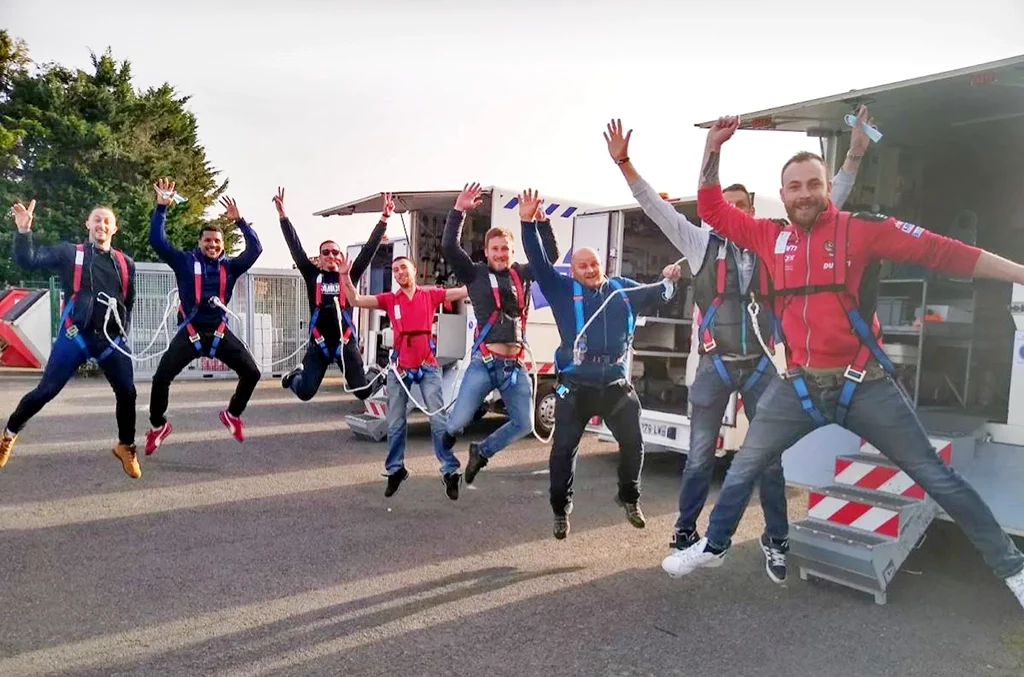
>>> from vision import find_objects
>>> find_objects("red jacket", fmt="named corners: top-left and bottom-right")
top-left (696, 186), bottom-right (982, 370)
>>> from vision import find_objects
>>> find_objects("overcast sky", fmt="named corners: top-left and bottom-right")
top-left (4, 0), bottom-right (1023, 269)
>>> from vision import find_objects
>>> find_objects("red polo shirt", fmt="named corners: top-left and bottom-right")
top-left (375, 286), bottom-right (448, 369)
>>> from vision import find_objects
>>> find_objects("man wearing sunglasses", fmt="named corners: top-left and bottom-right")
top-left (277, 188), bottom-right (390, 401)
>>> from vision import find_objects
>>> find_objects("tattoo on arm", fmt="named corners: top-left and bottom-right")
top-left (701, 151), bottom-right (720, 188)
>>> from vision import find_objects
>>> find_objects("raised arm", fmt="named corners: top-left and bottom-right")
top-left (339, 252), bottom-right (380, 308)
top-left (149, 178), bottom-right (188, 265)
top-left (441, 183), bottom-right (484, 284)
top-left (830, 105), bottom-right (872, 209)
top-left (519, 189), bottom-right (569, 295)
top-left (519, 207), bottom-right (559, 280)
top-left (220, 196), bottom-right (262, 275)
top-left (695, 117), bottom-right (777, 262)
top-left (272, 187), bottom-right (317, 277)
top-left (621, 263), bottom-right (681, 315)
top-left (10, 200), bottom-right (72, 272)
top-left (350, 193), bottom-right (393, 282)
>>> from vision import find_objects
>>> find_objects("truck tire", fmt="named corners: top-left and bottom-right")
top-left (534, 382), bottom-right (558, 438)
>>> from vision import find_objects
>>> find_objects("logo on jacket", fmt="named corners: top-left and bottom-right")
top-left (320, 282), bottom-right (340, 295)
top-left (824, 240), bottom-right (834, 256)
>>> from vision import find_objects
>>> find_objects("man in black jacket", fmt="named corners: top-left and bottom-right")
top-left (439, 183), bottom-right (559, 484)
top-left (1, 199), bottom-right (141, 478)
top-left (277, 187), bottom-right (390, 400)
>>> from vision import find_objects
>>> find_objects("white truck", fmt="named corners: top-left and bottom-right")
top-left (693, 54), bottom-right (1024, 603)
top-left (574, 193), bottom-right (788, 456)
top-left (311, 186), bottom-right (599, 441)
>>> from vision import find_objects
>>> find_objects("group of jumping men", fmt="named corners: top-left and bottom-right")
top-left (2, 106), bottom-right (1023, 611)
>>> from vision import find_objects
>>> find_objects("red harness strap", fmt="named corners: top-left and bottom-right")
top-left (180, 256), bottom-right (229, 350)
top-left (477, 267), bottom-right (527, 361)
top-left (312, 274), bottom-right (353, 346)
top-left (63, 245), bottom-right (129, 336)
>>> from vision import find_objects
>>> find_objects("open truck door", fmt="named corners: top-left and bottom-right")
top-left (694, 53), bottom-right (1024, 604)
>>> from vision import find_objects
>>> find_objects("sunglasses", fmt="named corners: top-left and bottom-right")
top-left (320, 249), bottom-right (343, 257)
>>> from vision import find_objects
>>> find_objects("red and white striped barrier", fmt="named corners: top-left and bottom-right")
top-left (836, 440), bottom-right (952, 500)
top-left (807, 491), bottom-right (900, 537)
top-left (364, 399), bottom-right (387, 418)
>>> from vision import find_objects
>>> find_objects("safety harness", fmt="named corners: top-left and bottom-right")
top-left (470, 267), bottom-right (529, 387)
top-left (553, 278), bottom-right (634, 397)
top-left (697, 241), bottom-right (784, 392)
top-left (309, 273), bottom-right (357, 360)
top-left (59, 244), bottom-right (130, 360)
top-left (389, 295), bottom-right (437, 386)
top-left (178, 254), bottom-right (229, 358)
top-left (774, 214), bottom-right (895, 427)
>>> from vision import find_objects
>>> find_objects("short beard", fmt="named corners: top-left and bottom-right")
top-left (785, 199), bottom-right (827, 229)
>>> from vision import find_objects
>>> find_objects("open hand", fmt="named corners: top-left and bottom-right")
top-left (11, 199), bottom-right (35, 231)
top-left (849, 104), bottom-right (874, 156)
top-left (518, 188), bottom-right (543, 222)
top-left (272, 187), bottom-right (287, 218)
top-left (604, 118), bottom-right (632, 163)
top-left (219, 196), bottom-right (241, 222)
top-left (337, 251), bottom-right (352, 276)
top-left (154, 177), bottom-right (176, 206)
top-left (455, 182), bottom-right (483, 212)
top-left (706, 116), bottom-right (740, 150)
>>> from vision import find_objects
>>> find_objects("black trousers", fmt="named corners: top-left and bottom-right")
top-left (288, 339), bottom-right (375, 401)
top-left (549, 380), bottom-right (644, 516)
top-left (149, 326), bottom-right (260, 427)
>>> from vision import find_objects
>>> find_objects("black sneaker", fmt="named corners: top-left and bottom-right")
top-left (465, 443), bottom-right (489, 484)
top-left (553, 514), bottom-right (570, 540)
top-left (443, 472), bottom-right (461, 500)
top-left (614, 496), bottom-right (646, 529)
top-left (384, 467), bottom-right (409, 497)
top-left (759, 533), bottom-right (788, 584)
top-left (281, 366), bottom-right (302, 389)
top-left (670, 529), bottom-right (701, 551)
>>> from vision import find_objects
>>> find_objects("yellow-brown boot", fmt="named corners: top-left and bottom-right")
top-left (112, 443), bottom-right (142, 479)
top-left (0, 429), bottom-right (17, 469)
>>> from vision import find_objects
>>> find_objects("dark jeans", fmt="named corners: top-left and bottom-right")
top-left (149, 326), bottom-right (260, 427)
top-left (549, 380), bottom-right (644, 516)
top-left (7, 330), bottom-right (136, 444)
top-left (705, 373), bottom-right (1024, 579)
top-left (289, 339), bottom-right (374, 401)
top-left (678, 354), bottom-right (787, 542)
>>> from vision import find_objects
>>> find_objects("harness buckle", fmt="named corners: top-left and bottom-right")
top-left (65, 324), bottom-right (79, 339)
top-left (843, 366), bottom-right (866, 384)
top-left (702, 338), bottom-right (717, 352)
top-left (188, 332), bottom-right (201, 345)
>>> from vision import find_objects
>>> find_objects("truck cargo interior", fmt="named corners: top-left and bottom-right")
top-left (618, 203), bottom-right (699, 415)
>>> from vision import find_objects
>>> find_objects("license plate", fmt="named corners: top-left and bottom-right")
top-left (641, 421), bottom-right (671, 439)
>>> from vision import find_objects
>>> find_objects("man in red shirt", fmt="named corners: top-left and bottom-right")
top-left (341, 254), bottom-right (468, 500)
top-left (663, 116), bottom-right (1024, 612)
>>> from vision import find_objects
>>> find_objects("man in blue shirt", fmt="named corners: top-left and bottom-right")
top-left (521, 189), bottom-right (682, 539)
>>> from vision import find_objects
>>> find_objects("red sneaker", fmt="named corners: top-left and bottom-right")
top-left (145, 422), bottom-right (173, 456)
top-left (219, 410), bottom-right (244, 442)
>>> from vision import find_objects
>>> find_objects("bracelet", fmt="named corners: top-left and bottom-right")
top-left (846, 151), bottom-right (864, 160)
top-left (615, 156), bottom-right (630, 165)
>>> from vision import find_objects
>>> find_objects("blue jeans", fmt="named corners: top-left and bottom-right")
top-left (385, 366), bottom-right (459, 475)
top-left (445, 354), bottom-right (532, 458)
top-left (677, 354), bottom-right (787, 542)
top-left (705, 372), bottom-right (1024, 579)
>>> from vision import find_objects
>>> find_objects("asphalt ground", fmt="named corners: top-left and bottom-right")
top-left (0, 373), bottom-right (1021, 676)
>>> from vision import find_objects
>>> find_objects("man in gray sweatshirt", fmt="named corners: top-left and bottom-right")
top-left (603, 109), bottom-right (869, 583)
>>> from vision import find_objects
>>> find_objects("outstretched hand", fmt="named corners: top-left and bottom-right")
top-left (662, 263), bottom-right (682, 281)
top-left (219, 196), bottom-right (241, 222)
top-left (849, 104), bottom-right (874, 156)
top-left (604, 118), bottom-right (632, 163)
top-left (518, 188), bottom-right (544, 222)
top-left (381, 192), bottom-right (395, 220)
top-left (337, 251), bottom-right (352, 276)
top-left (154, 177), bottom-right (176, 206)
top-left (272, 187), bottom-right (287, 218)
top-left (706, 116), bottom-right (740, 149)
top-left (454, 182), bottom-right (483, 212)
top-left (11, 199), bottom-right (36, 232)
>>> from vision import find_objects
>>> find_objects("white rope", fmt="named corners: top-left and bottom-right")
top-left (386, 359), bottom-right (460, 417)
top-left (332, 295), bottom-right (388, 395)
top-left (97, 289), bottom-right (178, 362)
top-left (745, 292), bottom-right (776, 358)
top-left (521, 342), bottom-right (556, 444)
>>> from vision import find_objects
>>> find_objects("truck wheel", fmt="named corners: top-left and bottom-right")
top-left (534, 382), bottom-right (557, 438)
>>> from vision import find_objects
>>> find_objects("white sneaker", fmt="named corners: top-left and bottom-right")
top-left (1006, 570), bottom-right (1024, 611)
top-left (661, 537), bottom-right (727, 579)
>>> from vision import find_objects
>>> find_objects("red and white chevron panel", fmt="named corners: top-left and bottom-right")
top-left (807, 491), bottom-right (900, 537)
top-left (524, 362), bottom-right (555, 374)
top-left (364, 399), bottom-right (387, 418)
top-left (859, 437), bottom-right (952, 461)
top-left (839, 439), bottom-right (952, 500)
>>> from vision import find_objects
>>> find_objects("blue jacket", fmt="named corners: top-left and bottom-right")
top-left (149, 205), bottom-right (263, 328)
top-left (522, 220), bottom-right (674, 385)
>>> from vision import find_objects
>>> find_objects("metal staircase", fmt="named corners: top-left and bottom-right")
top-left (789, 437), bottom-right (959, 605)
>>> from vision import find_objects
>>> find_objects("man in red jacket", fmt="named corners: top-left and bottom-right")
top-left (662, 115), bottom-right (1024, 612)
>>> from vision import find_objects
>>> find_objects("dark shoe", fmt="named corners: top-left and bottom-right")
top-left (282, 366), bottom-right (302, 389)
top-left (759, 533), bottom-right (788, 584)
top-left (384, 467), bottom-right (409, 497)
top-left (465, 443), bottom-right (489, 484)
top-left (443, 471), bottom-right (461, 500)
top-left (554, 513), bottom-right (570, 540)
top-left (615, 496), bottom-right (646, 529)
top-left (670, 529), bottom-right (701, 551)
